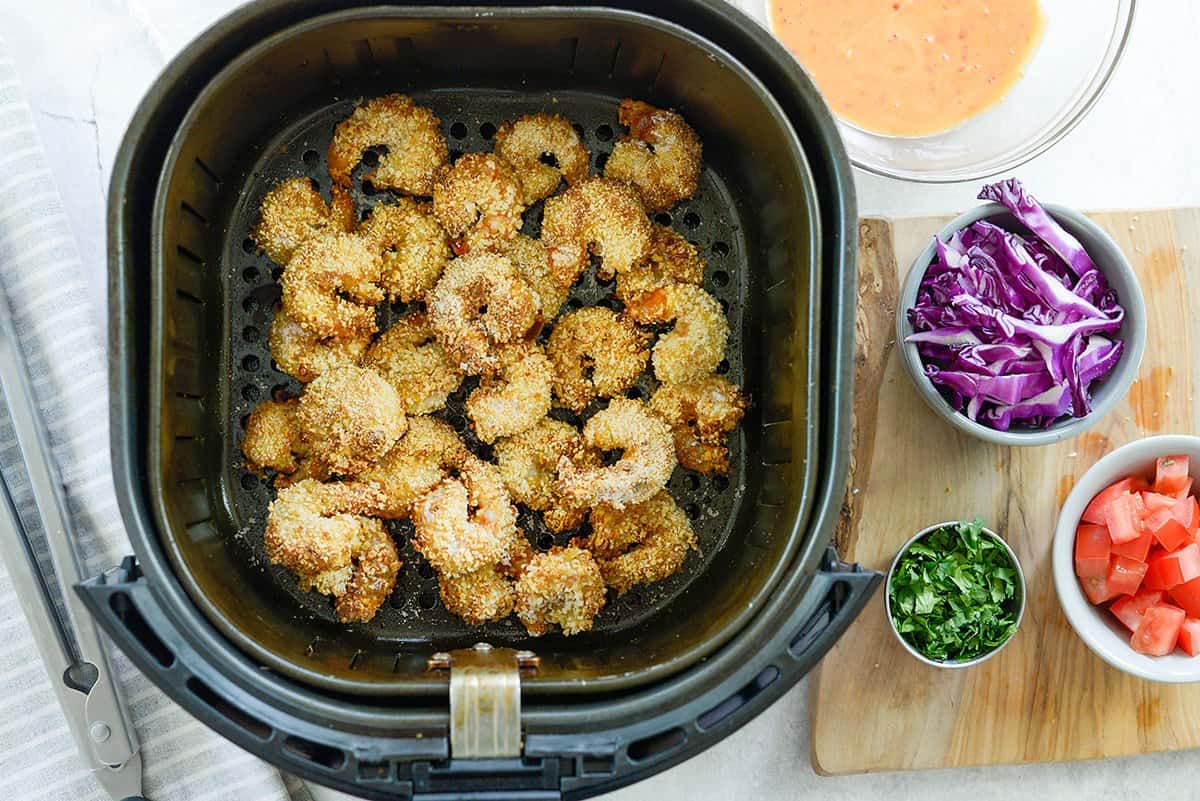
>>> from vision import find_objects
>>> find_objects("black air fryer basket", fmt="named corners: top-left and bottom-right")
top-left (86, 2), bottom-right (879, 798)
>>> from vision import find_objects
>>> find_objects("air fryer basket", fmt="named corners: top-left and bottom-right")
top-left (88, 2), bottom-right (877, 798)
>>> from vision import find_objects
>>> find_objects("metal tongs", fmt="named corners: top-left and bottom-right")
top-left (0, 295), bottom-right (145, 800)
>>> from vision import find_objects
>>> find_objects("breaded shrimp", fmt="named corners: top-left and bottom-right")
top-left (465, 342), bottom-right (553, 443)
top-left (650, 376), bottom-right (747, 474)
top-left (625, 284), bottom-right (728, 383)
top-left (361, 312), bottom-right (463, 415)
top-left (427, 252), bottom-right (540, 375)
top-left (327, 94), bottom-right (448, 196)
top-left (358, 198), bottom-right (452, 303)
top-left (252, 177), bottom-right (356, 266)
top-left (507, 234), bottom-right (568, 319)
top-left (269, 308), bottom-right (369, 383)
top-left (438, 565), bottom-right (515, 625)
top-left (412, 456), bottom-right (519, 577)
top-left (495, 418), bottom-right (598, 532)
top-left (604, 99), bottom-right (702, 213)
top-left (541, 177), bottom-right (651, 287)
top-left (356, 416), bottom-right (466, 519)
top-left (242, 398), bottom-right (303, 475)
top-left (557, 397), bottom-right (676, 510)
top-left (335, 521), bottom-right (403, 623)
top-left (295, 365), bottom-right (407, 475)
top-left (497, 532), bottom-right (536, 579)
top-left (432, 153), bottom-right (524, 255)
top-left (493, 113), bottom-right (590, 204)
top-left (615, 224), bottom-right (704, 309)
top-left (546, 307), bottom-right (649, 413)
top-left (514, 547), bottom-right (606, 636)
top-left (580, 491), bottom-right (697, 594)
top-left (279, 232), bottom-right (384, 340)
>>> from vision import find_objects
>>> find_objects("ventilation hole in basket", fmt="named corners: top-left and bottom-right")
top-left (302, 149), bottom-right (319, 168)
top-left (242, 267), bottom-right (259, 283)
top-left (624, 386), bottom-right (642, 400)
top-left (712, 270), bottom-right (730, 288)
top-left (683, 211), bottom-right (701, 230)
top-left (271, 266), bottom-right (284, 281)
top-left (417, 561), bottom-right (435, 580)
top-left (242, 326), bottom-right (259, 342)
top-left (475, 442), bottom-right (494, 462)
top-left (595, 124), bottom-right (614, 142)
top-left (653, 212), bottom-right (672, 227)
top-left (242, 296), bottom-right (258, 313)
top-left (601, 449), bottom-right (623, 467)
top-left (598, 297), bottom-right (622, 312)
top-left (241, 238), bottom-right (256, 254)
top-left (362, 181), bottom-right (377, 197)
top-left (712, 474), bottom-right (730, 492)
top-left (240, 473), bottom-right (258, 491)
top-left (362, 149), bottom-right (381, 168)
top-left (684, 503), bottom-right (700, 520)
top-left (270, 383), bottom-right (291, 399)
top-left (450, 121), bottom-right (468, 140)
top-left (539, 152), bottom-right (559, 168)
top-left (537, 533), bottom-right (555, 551)
top-left (712, 241), bottom-right (730, 257)
top-left (480, 122), bottom-right (497, 140)
top-left (684, 473), bottom-right (701, 491)
top-left (241, 355), bottom-right (260, 372)
top-left (448, 148), bottom-right (462, 165)
top-left (241, 385), bottom-right (260, 402)
top-left (572, 122), bottom-right (586, 140)
top-left (594, 152), bottom-right (608, 171)
top-left (418, 589), bottom-right (438, 609)
top-left (716, 359), bottom-right (730, 375)
top-left (283, 736), bottom-right (346, 771)
top-left (718, 298), bottom-right (729, 314)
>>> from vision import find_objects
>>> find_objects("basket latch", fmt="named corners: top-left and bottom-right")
top-left (428, 644), bottom-right (538, 758)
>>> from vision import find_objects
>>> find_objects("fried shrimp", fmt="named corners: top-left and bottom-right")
top-left (615, 224), bottom-right (704, 309)
top-left (514, 547), bottom-right (606, 636)
top-left (427, 252), bottom-right (540, 375)
top-left (650, 376), bottom-right (747, 474)
top-left (498, 533), bottom-right (536, 579)
top-left (358, 198), bottom-right (452, 303)
top-left (495, 418), bottom-right (598, 532)
top-left (546, 307), bottom-right (649, 413)
top-left (438, 566), bottom-right (515, 625)
top-left (361, 312), bottom-right (463, 415)
top-left (412, 456), bottom-right (519, 577)
top-left (507, 235), bottom-right (568, 319)
top-left (493, 113), bottom-right (590, 204)
top-left (581, 491), bottom-right (697, 594)
top-left (279, 233), bottom-right (384, 340)
top-left (604, 99), bottom-right (702, 213)
top-left (242, 399), bottom-right (304, 475)
top-left (626, 284), bottom-right (728, 383)
top-left (541, 177), bottom-right (651, 287)
top-left (465, 343), bottom-right (553, 443)
top-left (264, 479), bottom-right (400, 622)
top-left (557, 397), bottom-right (676, 510)
top-left (269, 308), bottom-right (369, 383)
top-left (356, 416), bottom-right (466, 519)
top-left (252, 177), bottom-right (356, 265)
top-left (295, 365), bottom-right (407, 475)
top-left (432, 153), bottom-right (524, 255)
top-left (327, 93), bottom-right (448, 196)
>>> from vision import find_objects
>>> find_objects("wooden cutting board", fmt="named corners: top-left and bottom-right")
top-left (809, 209), bottom-right (1200, 775)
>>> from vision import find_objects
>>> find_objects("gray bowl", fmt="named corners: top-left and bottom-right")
top-left (885, 521), bottom-right (1026, 669)
top-left (896, 203), bottom-right (1146, 446)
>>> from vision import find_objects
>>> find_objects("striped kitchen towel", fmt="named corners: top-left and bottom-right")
top-left (0, 40), bottom-right (311, 801)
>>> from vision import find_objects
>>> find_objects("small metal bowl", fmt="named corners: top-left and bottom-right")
top-left (885, 521), bottom-right (1027, 668)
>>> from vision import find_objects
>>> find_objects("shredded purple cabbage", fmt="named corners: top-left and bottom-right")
top-left (906, 179), bottom-right (1125, 431)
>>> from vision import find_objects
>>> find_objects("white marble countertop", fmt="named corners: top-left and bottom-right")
top-left (2, 0), bottom-right (1197, 798)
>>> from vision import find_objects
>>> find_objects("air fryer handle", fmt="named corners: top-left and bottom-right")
top-left (782, 547), bottom-right (882, 674)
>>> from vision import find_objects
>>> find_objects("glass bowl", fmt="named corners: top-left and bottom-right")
top-left (763, 0), bottom-right (1137, 183)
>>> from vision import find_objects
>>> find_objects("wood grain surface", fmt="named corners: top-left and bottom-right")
top-left (810, 210), bottom-right (1200, 775)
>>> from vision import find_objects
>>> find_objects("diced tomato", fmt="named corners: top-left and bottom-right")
top-left (1081, 575), bottom-right (1115, 605)
top-left (1179, 619), bottom-right (1200, 656)
top-left (1083, 476), bottom-right (1150, 525)
top-left (1074, 524), bottom-right (1111, 579)
top-left (1112, 532), bottom-right (1153, 562)
top-left (1131, 604), bottom-right (1186, 656)
top-left (1178, 496), bottom-right (1200, 538)
top-left (1145, 506), bottom-right (1193, 551)
top-left (1145, 543), bottom-right (1200, 591)
top-left (1169, 576), bottom-right (1200, 617)
top-left (1169, 479), bottom-right (1195, 500)
top-left (1142, 492), bottom-right (1178, 514)
top-left (1110, 590), bottom-right (1165, 631)
top-left (1105, 493), bottom-right (1144, 544)
top-left (1107, 555), bottom-right (1149, 596)
top-left (1154, 456), bottom-right (1191, 495)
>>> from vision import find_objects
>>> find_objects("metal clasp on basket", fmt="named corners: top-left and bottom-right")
top-left (428, 644), bottom-right (538, 758)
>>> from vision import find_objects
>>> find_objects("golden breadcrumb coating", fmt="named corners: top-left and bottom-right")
top-left (497, 532), bottom-right (536, 579)
top-left (495, 418), bottom-right (598, 532)
top-left (252, 177), bottom-right (355, 265)
top-left (438, 565), bottom-right (515, 625)
top-left (557, 397), bottom-right (676, 510)
top-left (604, 99), bottom-right (701, 213)
top-left (361, 312), bottom-right (463, 415)
top-left (243, 399), bottom-right (303, 474)
top-left (580, 491), bottom-right (696, 594)
top-left (327, 94), bottom-right (448, 196)
top-left (506, 234), bottom-right (568, 319)
top-left (650, 376), bottom-right (747, 474)
top-left (356, 416), bottom-right (467, 519)
top-left (615, 224), bottom-right (704, 308)
top-left (358, 198), bottom-right (452, 302)
top-left (514, 547), bottom-right (606, 636)
top-left (465, 342), bottom-right (553, 443)
top-left (493, 113), bottom-right (590, 204)
top-left (433, 153), bottom-right (525, 255)
top-left (541, 176), bottom-right (651, 287)
top-left (334, 519), bottom-right (402, 623)
top-left (411, 456), bottom-right (519, 577)
top-left (546, 307), bottom-right (649, 413)
top-left (269, 308), bottom-right (369, 383)
top-left (295, 365), bottom-right (407, 475)
top-left (279, 232), bottom-right (384, 340)
top-left (427, 252), bottom-right (540, 375)
top-left (626, 284), bottom-right (727, 383)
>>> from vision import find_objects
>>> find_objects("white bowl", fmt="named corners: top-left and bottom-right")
top-left (1053, 435), bottom-right (1200, 683)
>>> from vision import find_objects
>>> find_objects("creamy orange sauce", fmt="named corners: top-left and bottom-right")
top-left (769, 0), bottom-right (1045, 137)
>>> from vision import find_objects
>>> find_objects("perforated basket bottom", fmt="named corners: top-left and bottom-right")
top-left (224, 89), bottom-right (746, 644)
